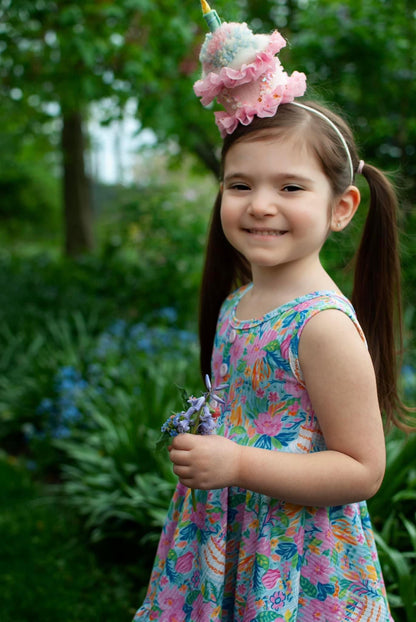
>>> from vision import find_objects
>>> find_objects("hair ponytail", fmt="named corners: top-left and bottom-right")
top-left (352, 164), bottom-right (414, 430)
top-left (199, 192), bottom-right (250, 378)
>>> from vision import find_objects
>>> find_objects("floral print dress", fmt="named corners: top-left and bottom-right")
top-left (134, 286), bottom-right (393, 621)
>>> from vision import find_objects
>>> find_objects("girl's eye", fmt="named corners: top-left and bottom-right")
top-left (283, 184), bottom-right (302, 192)
top-left (230, 183), bottom-right (250, 191)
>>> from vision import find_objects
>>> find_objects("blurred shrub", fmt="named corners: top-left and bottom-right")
top-left (0, 104), bottom-right (60, 241)
top-left (0, 455), bottom-right (138, 622)
top-left (49, 320), bottom-right (200, 543)
top-left (368, 430), bottom-right (416, 620)
top-left (0, 162), bottom-right (60, 233)
top-left (0, 311), bottom-right (99, 460)
top-left (1, 306), bottom-right (201, 541)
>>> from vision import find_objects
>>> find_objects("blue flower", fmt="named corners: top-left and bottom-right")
top-left (37, 398), bottom-right (55, 414)
top-left (155, 307), bottom-right (178, 324)
top-left (108, 319), bottom-right (127, 337)
top-left (159, 376), bottom-right (227, 442)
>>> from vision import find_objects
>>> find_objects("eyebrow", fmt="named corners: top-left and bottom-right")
top-left (223, 172), bottom-right (315, 184)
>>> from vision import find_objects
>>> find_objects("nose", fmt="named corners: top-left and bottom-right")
top-left (247, 188), bottom-right (278, 217)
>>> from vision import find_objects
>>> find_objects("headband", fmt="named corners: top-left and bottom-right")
top-left (292, 102), bottom-right (354, 184)
top-left (193, 1), bottom-right (359, 185)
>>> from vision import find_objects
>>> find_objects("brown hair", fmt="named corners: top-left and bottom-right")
top-left (198, 101), bottom-right (413, 431)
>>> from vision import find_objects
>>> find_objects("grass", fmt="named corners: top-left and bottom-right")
top-left (0, 453), bottom-right (147, 622)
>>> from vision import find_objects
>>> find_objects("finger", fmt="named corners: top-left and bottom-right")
top-left (171, 433), bottom-right (196, 450)
top-left (172, 464), bottom-right (193, 481)
top-left (169, 448), bottom-right (192, 466)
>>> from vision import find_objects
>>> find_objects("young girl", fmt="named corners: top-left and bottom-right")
top-left (134, 8), bottom-right (411, 621)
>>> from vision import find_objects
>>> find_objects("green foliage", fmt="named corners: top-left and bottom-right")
top-left (0, 101), bottom-right (60, 236)
top-left (289, 0), bottom-right (416, 200)
top-left (0, 247), bottom-right (202, 539)
top-left (0, 170), bottom-right (211, 329)
top-left (42, 316), bottom-right (200, 543)
top-left (368, 432), bottom-right (416, 620)
top-left (0, 455), bottom-right (139, 621)
top-left (54, 355), bottom-right (199, 544)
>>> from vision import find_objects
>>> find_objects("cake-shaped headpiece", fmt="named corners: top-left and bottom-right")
top-left (193, 0), bottom-right (307, 137)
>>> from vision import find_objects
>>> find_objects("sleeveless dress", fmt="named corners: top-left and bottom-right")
top-left (134, 287), bottom-right (393, 621)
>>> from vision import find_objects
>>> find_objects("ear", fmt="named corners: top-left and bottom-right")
top-left (330, 185), bottom-right (361, 232)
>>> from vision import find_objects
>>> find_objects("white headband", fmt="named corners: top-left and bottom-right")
top-left (292, 102), bottom-right (354, 184)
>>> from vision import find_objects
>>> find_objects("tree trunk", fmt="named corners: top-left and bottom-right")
top-left (61, 111), bottom-right (94, 256)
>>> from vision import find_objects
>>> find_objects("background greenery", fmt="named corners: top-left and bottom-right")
top-left (0, 0), bottom-right (415, 620)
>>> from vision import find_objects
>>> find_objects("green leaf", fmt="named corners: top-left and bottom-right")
top-left (256, 553), bottom-right (270, 570)
top-left (299, 576), bottom-right (317, 598)
top-left (186, 590), bottom-right (200, 606)
top-left (262, 340), bottom-right (281, 353)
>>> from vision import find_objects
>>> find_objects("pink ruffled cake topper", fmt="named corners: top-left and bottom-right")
top-left (193, 0), bottom-right (307, 137)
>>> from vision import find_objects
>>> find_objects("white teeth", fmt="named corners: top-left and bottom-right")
top-left (248, 229), bottom-right (285, 236)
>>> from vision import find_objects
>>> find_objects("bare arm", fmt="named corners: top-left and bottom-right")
top-left (170, 310), bottom-right (386, 506)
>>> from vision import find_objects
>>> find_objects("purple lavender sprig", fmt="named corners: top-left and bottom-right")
top-left (157, 375), bottom-right (227, 509)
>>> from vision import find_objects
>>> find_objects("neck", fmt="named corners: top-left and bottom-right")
top-left (250, 257), bottom-right (339, 302)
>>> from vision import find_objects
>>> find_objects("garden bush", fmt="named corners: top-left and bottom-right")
top-left (49, 319), bottom-right (201, 543)
top-left (0, 453), bottom-right (140, 621)
top-left (368, 431), bottom-right (416, 619)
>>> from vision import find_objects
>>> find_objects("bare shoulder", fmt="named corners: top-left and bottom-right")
top-left (300, 307), bottom-right (366, 353)
top-left (298, 308), bottom-right (374, 398)
top-left (298, 308), bottom-right (385, 477)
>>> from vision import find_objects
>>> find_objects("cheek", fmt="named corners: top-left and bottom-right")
top-left (220, 202), bottom-right (236, 236)
top-left (292, 206), bottom-right (331, 233)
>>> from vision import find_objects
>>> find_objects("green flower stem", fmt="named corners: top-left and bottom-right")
top-left (190, 410), bottom-right (201, 511)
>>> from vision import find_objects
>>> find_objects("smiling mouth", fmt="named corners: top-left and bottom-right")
top-left (245, 228), bottom-right (288, 236)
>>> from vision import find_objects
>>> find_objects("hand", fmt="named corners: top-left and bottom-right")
top-left (168, 433), bottom-right (241, 490)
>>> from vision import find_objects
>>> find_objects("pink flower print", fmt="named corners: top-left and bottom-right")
top-left (256, 388), bottom-right (265, 398)
top-left (268, 391), bottom-right (280, 403)
top-left (321, 596), bottom-right (344, 617)
top-left (257, 410), bottom-right (282, 436)
top-left (274, 368), bottom-right (286, 380)
top-left (262, 568), bottom-right (281, 590)
top-left (208, 511), bottom-right (223, 525)
top-left (158, 586), bottom-right (185, 615)
top-left (270, 590), bottom-right (285, 610)
top-left (218, 319), bottom-right (228, 336)
top-left (344, 504), bottom-right (356, 517)
top-left (229, 337), bottom-right (245, 368)
top-left (164, 613), bottom-right (185, 622)
top-left (310, 596), bottom-right (343, 619)
top-left (244, 593), bottom-right (260, 622)
top-left (302, 554), bottom-right (332, 585)
top-left (284, 378), bottom-right (313, 414)
top-left (175, 551), bottom-right (194, 574)
top-left (245, 330), bottom-right (273, 364)
top-left (158, 534), bottom-right (172, 559)
top-left (324, 527), bottom-right (335, 550)
top-left (279, 333), bottom-right (292, 359)
top-left (191, 593), bottom-right (205, 618)
top-left (237, 581), bottom-right (248, 595)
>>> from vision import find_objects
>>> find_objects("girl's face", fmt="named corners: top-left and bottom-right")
top-left (220, 131), bottom-right (337, 280)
